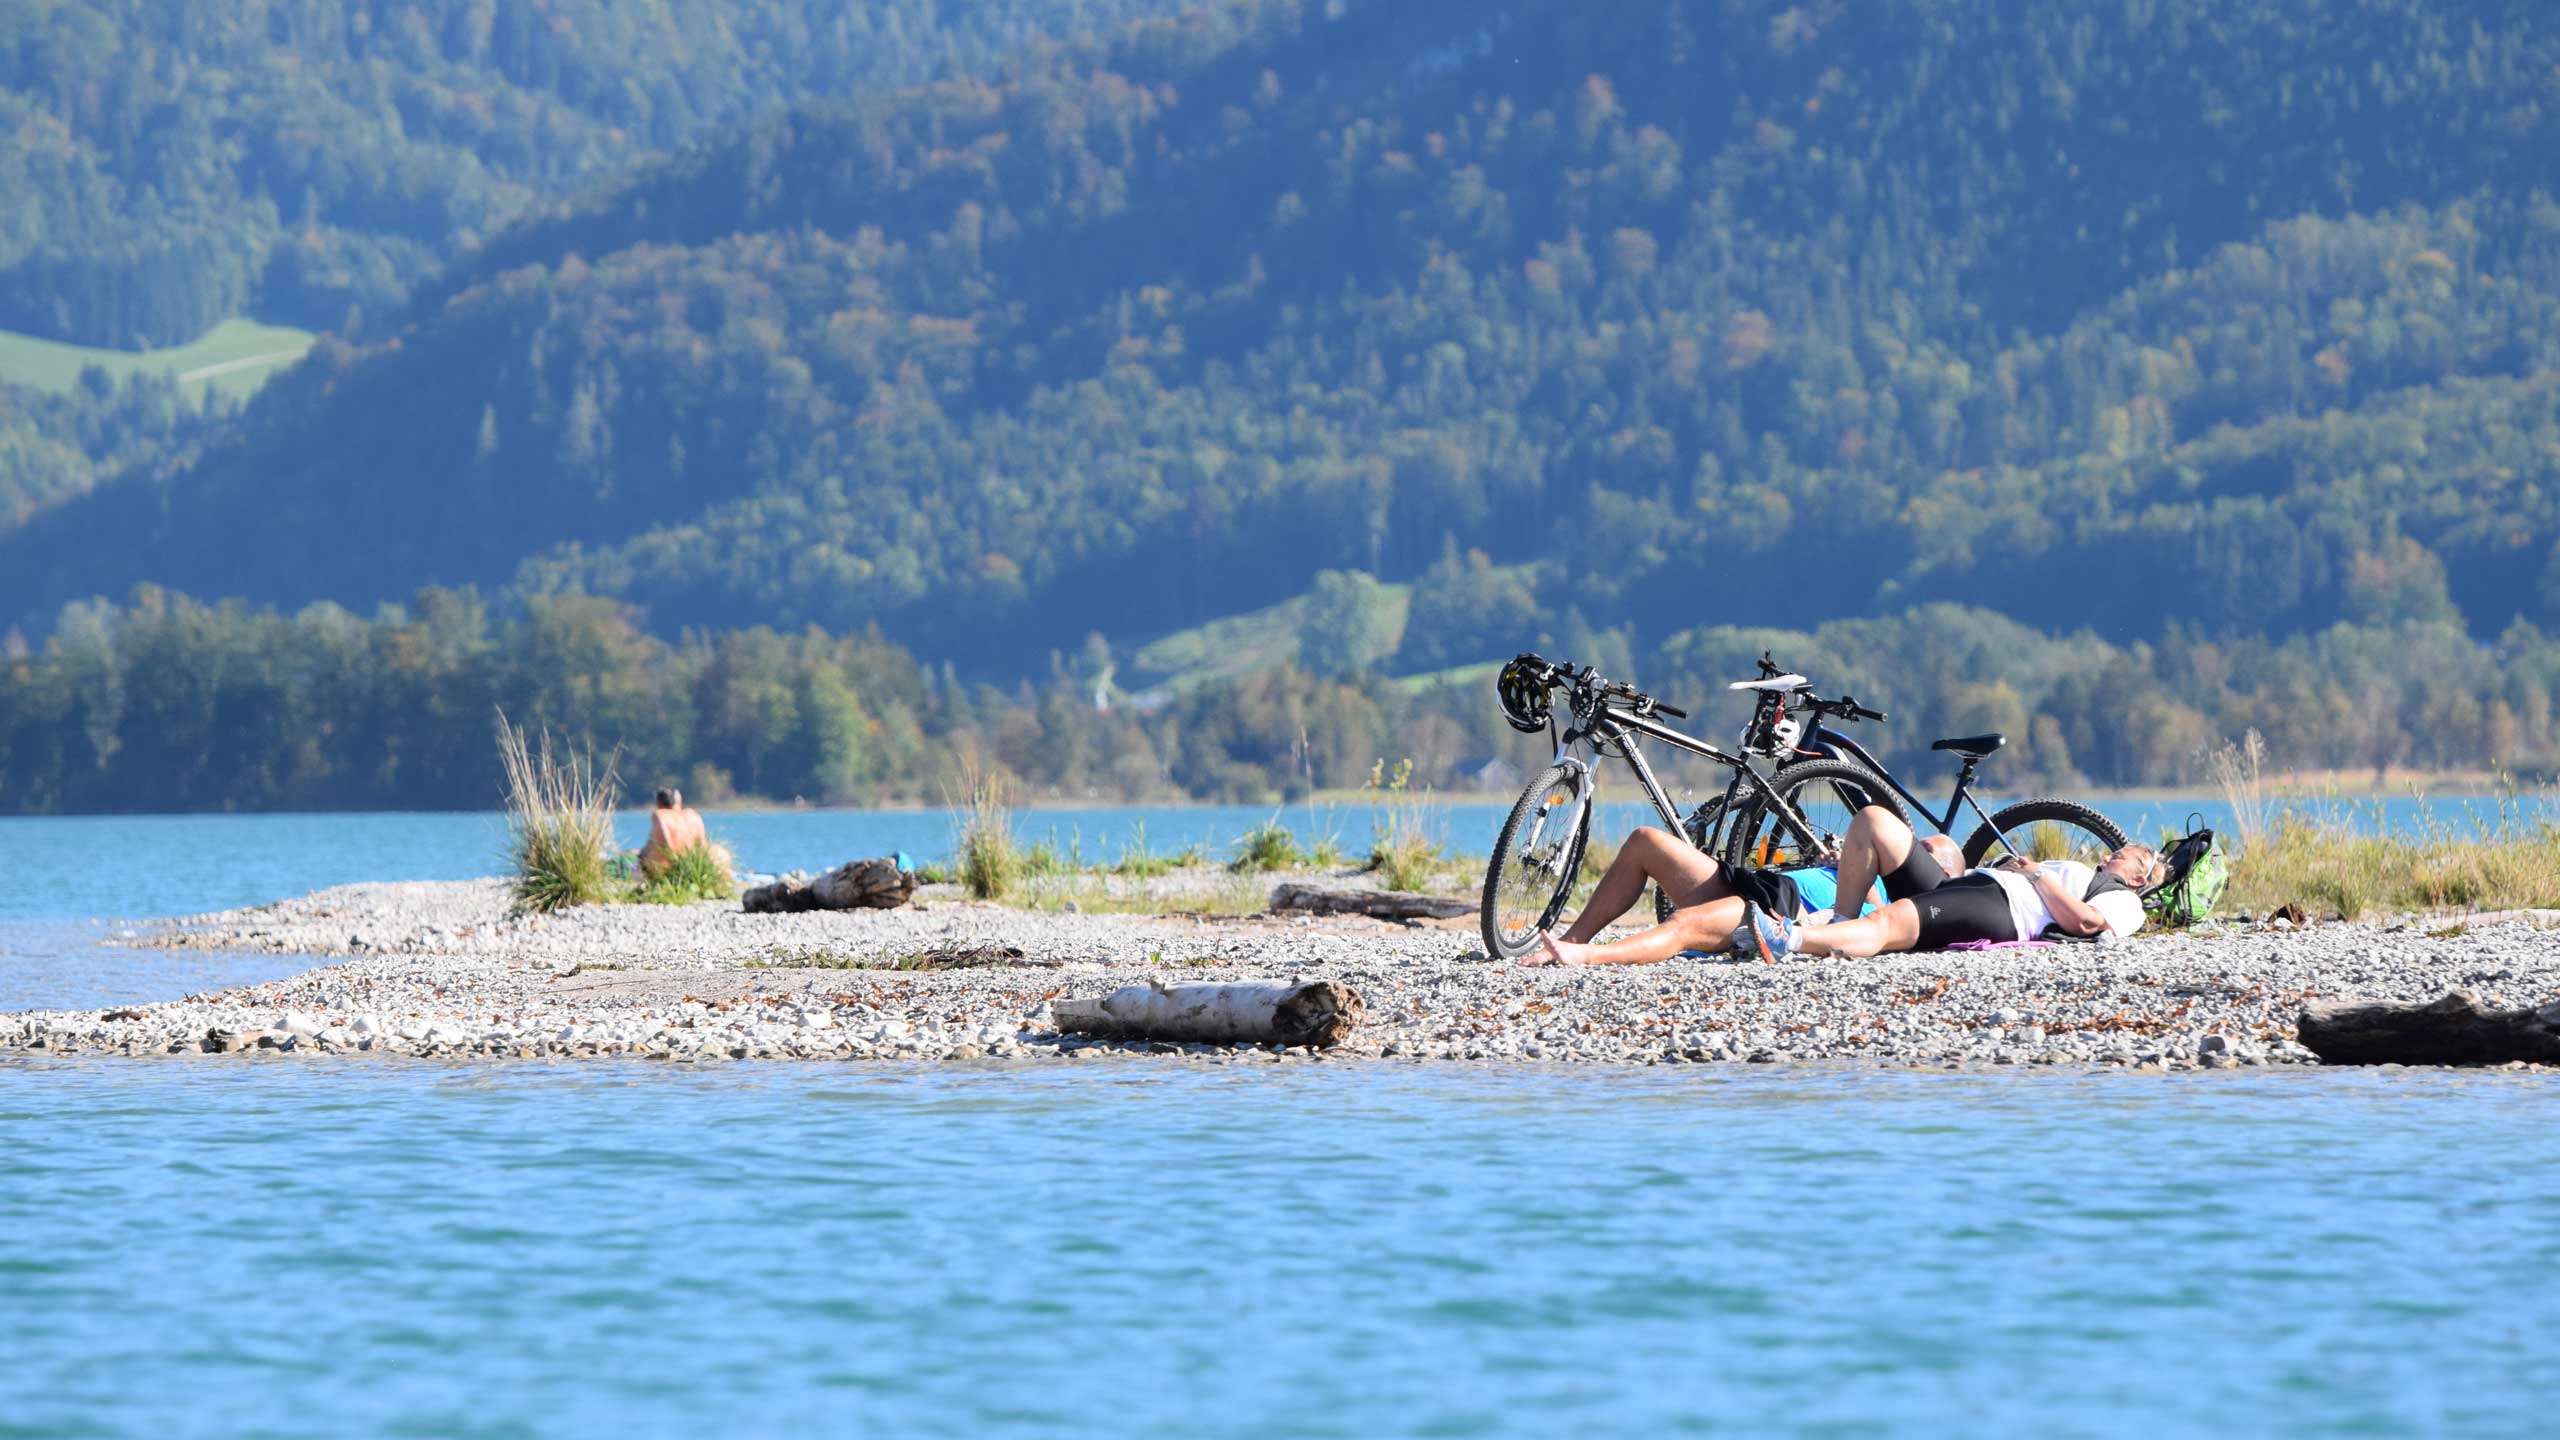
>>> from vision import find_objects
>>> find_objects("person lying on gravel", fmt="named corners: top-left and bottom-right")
top-left (1524, 824), bottom-right (1928, 967)
top-left (1732, 805), bottom-right (2159, 961)
top-left (638, 787), bottom-right (709, 878)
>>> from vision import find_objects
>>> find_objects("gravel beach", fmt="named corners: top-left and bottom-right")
top-left (9, 873), bottom-right (2560, 1068)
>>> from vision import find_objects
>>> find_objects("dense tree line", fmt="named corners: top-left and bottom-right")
top-left (3, 587), bottom-right (2551, 814)
top-left (0, 368), bottom-right (225, 531)
top-left (6, 0), bottom-right (2558, 683)
top-left (0, 0), bottom-right (1194, 346)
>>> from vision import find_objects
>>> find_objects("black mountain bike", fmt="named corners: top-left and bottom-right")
top-left (1481, 653), bottom-right (2131, 958)
top-left (1479, 654), bottom-right (1894, 959)
top-left (1709, 653), bottom-right (2128, 880)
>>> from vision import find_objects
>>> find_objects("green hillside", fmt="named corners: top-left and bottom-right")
top-left (7, 0), bottom-right (2560, 811)
top-left (0, 0), bottom-right (1195, 347)
top-left (7, 0), bottom-right (2555, 673)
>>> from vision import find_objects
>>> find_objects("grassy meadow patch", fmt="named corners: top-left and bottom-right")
top-left (0, 318), bottom-right (313, 406)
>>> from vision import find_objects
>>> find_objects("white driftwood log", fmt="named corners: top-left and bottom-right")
top-left (1053, 979), bottom-right (1365, 1048)
top-left (1269, 882), bottom-right (1470, 921)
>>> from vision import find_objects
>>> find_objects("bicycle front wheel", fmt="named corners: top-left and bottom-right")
top-left (1720, 759), bottom-right (1905, 873)
top-left (1961, 799), bottom-right (2128, 868)
top-left (1480, 761), bottom-right (1593, 960)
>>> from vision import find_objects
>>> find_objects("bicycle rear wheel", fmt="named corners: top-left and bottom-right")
top-left (1961, 799), bottom-right (2128, 868)
top-left (1480, 761), bottom-right (1593, 960)
top-left (1719, 759), bottom-right (1905, 873)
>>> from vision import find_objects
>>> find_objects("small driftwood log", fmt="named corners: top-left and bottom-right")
top-left (743, 857), bottom-right (915, 913)
top-left (2296, 989), bottom-right (2560, 1066)
top-left (1269, 882), bottom-right (1470, 922)
top-left (1053, 979), bottom-right (1365, 1048)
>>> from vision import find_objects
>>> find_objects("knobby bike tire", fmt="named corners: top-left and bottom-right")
top-left (1719, 758), bottom-right (1907, 873)
top-left (1654, 796), bottom-right (1728, 925)
top-left (1480, 761), bottom-right (1593, 960)
top-left (1961, 798), bottom-right (2128, 868)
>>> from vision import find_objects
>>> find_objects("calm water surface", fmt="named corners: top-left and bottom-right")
top-left (2, 1061), bottom-right (2552, 1437)
top-left (0, 792), bottom-right (2503, 923)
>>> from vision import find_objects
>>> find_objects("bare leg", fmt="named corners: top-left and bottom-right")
top-left (1557, 827), bottom-right (1727, 944)
top-left (1538, 896), bottom-right (1749, 966)
top-left (1792, 900), bottom-right (1924, 959)
top-left (1831, 806), bottom-right (1918, 921)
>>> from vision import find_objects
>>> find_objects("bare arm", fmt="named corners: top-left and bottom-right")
top-left (2018, 861), bottom-right (2109, 935)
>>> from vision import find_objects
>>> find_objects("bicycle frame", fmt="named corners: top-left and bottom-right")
top-left (1801, 723), bottom-right (2015, 846)
top-left (1557, 702), bottom-right (1813, 854)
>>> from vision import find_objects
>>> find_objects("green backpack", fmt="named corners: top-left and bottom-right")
top-left (2143, 820), bottom-right (2227, 927)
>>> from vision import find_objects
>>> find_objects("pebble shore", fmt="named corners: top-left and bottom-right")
top-left (8, 875), bottom-right (2560, 1069)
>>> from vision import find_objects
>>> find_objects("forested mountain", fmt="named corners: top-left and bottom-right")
top-left (0, 0), bottom-right (1193, 346)
top-left (6, 0), bottom-right (2560, 810)
top-left (8, 0), bottom-right (2557, 669)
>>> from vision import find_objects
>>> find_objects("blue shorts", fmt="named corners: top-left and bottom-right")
top-left (1784, 866), bottom-right (1885, 919)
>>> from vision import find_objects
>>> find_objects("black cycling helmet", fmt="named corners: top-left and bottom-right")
top-left (1496, 653), bottom-right (1554, 734)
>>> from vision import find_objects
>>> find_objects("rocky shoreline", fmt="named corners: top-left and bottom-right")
top-left (7, 875), bottom-right (2560, 1069)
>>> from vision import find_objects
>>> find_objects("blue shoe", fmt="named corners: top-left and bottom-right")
top-left (1734, 902), bottom-right (1795, 963)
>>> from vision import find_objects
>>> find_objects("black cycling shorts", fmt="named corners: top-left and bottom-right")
top-left (1910, 873), bottom-right (2021, 949)
top-left (1881, 842), bottom-right (1952, 902)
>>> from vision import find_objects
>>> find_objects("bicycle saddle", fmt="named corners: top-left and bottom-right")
top-left (1931, 733), bottom-right (2006, 757)
top-left (1728, 674), bottom-right (1808, 692)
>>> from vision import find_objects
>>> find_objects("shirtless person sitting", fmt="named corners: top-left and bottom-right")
top-left (1730, 805), bottom-right (2157, 959)
top-left (1525, 822), bottom-right (1941, 967)
top-left (637, 787), bottom-right (708, 877)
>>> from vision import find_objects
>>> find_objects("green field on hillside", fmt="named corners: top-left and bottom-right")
top-left (0, 318), bottom-right (314, 406)
top-left (1131, 581), bottom-right (1413, 694)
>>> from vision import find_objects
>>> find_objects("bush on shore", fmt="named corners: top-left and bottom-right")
top-left (497, 714), bottom-right (621, 913)
top-left (952, 763), bottom-right (1020, 901)
top-left (637, 842), bottom-right (738, 905)
top-left (1229, 817), bottom-right (1307, 874)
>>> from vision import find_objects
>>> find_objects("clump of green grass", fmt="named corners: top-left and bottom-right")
top-left (2211, 737), bottom-right (2560, 917)
top-left (636, 842), bottom-right (737, 905)
top-left (949, 762), bottom-right (1021, 901)
top-left (1364, 757), bottom-right (1447, 892)
top-left (1229, 816), bottom-right (1308, 873)
top-left (1306, 831), bottom-right (1350, 869)
top-left (1113, 820), bottom-right (1178, 878)
top-left (496, 712), bottom-right (620, 913)
top-left (2225, 812), bottom-right (2560, 919)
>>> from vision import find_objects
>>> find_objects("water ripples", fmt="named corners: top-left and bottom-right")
top-left (1, 1061), bottom-right (2556, 1435)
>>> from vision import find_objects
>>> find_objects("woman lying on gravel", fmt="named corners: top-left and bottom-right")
top-left (1526, 824), bottom-right (1932, 967)
top-left (1742, 807), bottom-right (2159, 961)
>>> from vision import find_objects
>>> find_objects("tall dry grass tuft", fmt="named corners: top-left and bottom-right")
top-left (2209, 728), bottom-right (2271, 853)
top-left (1364, 757), bottom-right (1447, 892)
top-left (496, 711), bottom-right (620, 913)
top-left (948, 760), bottom-right (1020, 901)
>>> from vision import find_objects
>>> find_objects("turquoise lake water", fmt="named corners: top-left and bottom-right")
top-left (3, 1060), bottom-right (2554, 1437)
top-left (3, 808), bottom-right (2553, 1435)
